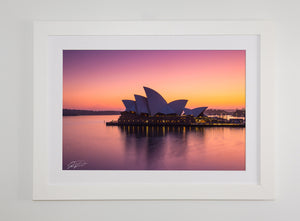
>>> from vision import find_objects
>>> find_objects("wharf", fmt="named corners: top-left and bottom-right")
top-left (106, 121), bottom-right (245, 128)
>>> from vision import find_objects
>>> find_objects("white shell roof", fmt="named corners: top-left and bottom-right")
top-left (184, 107), bottom-right (208, 117)
top-left (121, 87), bottom-right (204, 116)
top-left (159, 104), bottom-right (176, 115)
top-left (122, 100), bottom-right (136, 112)
top-left (134, 95), bottom-right (150, 114)
top-left (183, 108), bottom-right (193, 115)
top-left (168, 100), bottom-right (188, 115)
top-left (143, 87), bottom-right (167, 116)
top-left (192, 107), bottom-right (208, 117)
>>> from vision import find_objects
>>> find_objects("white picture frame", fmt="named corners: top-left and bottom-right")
top-left (33, 21), bottom-right (275, 200)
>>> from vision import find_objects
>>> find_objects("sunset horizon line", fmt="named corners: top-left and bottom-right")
top-left (63, 106), bottom-right (246, 111)
top-left (63, 50), bottom-right (245, 111)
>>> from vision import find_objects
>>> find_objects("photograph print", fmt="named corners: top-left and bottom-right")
top-left (63, 50), bottom-right (246, 170)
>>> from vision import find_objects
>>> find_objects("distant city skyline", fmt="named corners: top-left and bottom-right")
top-left (63, 50), bottom-right (245, 111)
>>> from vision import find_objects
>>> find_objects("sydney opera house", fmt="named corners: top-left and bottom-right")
top-left (116, 87), bottom-right (208, 126)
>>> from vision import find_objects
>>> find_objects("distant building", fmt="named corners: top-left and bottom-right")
top-left (122, 86), bottom-right (207, 117)
top-left (118, 87), bottom-right (208, 126)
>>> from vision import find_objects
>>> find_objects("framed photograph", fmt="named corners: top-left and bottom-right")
top-left (33, 21), bottom-right (275, 200)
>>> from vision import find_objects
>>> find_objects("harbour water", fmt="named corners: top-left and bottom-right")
top-left (63, 115), bottom-right (245, 170)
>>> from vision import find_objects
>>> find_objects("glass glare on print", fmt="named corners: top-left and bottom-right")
top-left (63, 50), bottom-right (245, 170)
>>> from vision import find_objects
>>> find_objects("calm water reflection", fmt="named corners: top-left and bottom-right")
top-left (63, 115), bottom-right (245, 170)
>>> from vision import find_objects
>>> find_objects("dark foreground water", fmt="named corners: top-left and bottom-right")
top-left (63, 115), bottom-right (245, 170)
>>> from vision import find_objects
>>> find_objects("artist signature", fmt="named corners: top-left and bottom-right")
top-left (67, 160), bottom-right (88, 169)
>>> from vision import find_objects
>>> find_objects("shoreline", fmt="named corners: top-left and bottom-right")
top-left (106, 121), bottom-right (245, 128)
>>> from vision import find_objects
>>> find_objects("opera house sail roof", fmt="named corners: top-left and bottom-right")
top-left (183, 107), bottom-right (208, 117)
top-left (122, 100), bottom-right (136, 112)
top-left (122, 86), bottom-right (207, 117)
top-left (143, 87), bottom-right (168, 116)
top-left (168, 100), bottom-right (188, 115)
top-left (134, 95), bottom-right (149, 115)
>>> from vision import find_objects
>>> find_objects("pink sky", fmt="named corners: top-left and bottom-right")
top-left (63, 50), bottom-right (245, 110)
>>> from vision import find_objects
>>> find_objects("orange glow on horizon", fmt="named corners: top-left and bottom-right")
top-left (63, 50), bottom-right (245, 111)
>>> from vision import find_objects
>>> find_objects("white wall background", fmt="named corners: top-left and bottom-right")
top-left (0, 0), bottom-right (299, 220)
